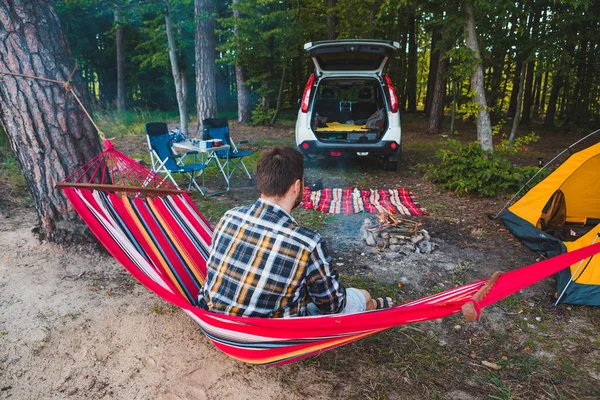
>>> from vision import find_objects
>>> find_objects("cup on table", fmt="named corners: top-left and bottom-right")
top-left (213, 139), bottom-right (223, 147)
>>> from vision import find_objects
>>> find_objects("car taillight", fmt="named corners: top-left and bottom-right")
top-left (384, 74), bottom-right (399, 113)
top-left (301, 74), bottom-right (315, 113)
top-left (390, 142), bottom-right (398, 150)
top-left (301, 142), bottom-right (309, 149)
top-left (330, 151), bottom-right (342, 157)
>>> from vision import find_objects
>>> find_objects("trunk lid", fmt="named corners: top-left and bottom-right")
top-left (304, 40), bottom-right (399, 75)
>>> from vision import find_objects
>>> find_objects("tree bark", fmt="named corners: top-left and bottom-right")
top-left (507, 60), bottom-right (522, 118)
top-left (233, 0), bottom-right (251, 124)
top-left (426, 46), bottom-right (447, 134)
top-left (424, 24), bottom-right (442, 117)
top-left (195, 0), bottom-right (218, 134)
top-left (406, 9), bottom-right (417, 112)
top-left (462, 0), bottom-right (493, 151)
top-left (114, 4), bottom-right (126, 111)
top-left (0, 0), bottom-right (103, 242)
top-left (269, 65), bottom-right (286, 126)
top-left (509, 63), bottom-right (527, 144)
top-left (520, 61), bottom-right (535, 123)
top-left (544, 74), bottom-right (562, 128)
top-left (164, 1), bottom-right (188, 134)
top-left (398, 11), bottom-right (408, 111)
top-left (326, 0), bottom-right (338, 40)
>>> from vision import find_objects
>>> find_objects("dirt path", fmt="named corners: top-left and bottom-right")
top-left (0, 209), bottom-right (326, 400)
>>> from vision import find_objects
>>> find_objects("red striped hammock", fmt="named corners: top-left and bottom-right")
top-left (57, 142), bottom-right (600, 365)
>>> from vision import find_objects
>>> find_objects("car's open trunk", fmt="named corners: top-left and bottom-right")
top-left (310, 77), bottom-right (388, 143)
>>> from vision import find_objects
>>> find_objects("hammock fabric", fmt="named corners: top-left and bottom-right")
top-left (301, 187), bottom-right (428, 215)
top-left (58, 143), bottom-right (600, 366)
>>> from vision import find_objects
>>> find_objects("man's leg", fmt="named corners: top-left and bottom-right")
top-left (342, 288), bottom-right (393, 314)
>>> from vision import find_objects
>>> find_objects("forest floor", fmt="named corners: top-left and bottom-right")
top-left (0, 114), bottom-right (599, 399)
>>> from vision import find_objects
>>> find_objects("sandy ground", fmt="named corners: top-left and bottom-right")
top-left (0, 209), bottom-right (324, 400)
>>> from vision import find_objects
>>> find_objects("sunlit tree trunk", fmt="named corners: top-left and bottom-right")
top-left (233, 0), bottom-right (251, 124)
top-left (195, 0), bottom-right (218, 133)
top-left (0, 0), bottom-right (102, 242)
top-left (114, 4), bottom-right (126, 111)
top-left (164, 1), bottom-right (188, 133)
top-left (462, 0), bottom-right (493, 151)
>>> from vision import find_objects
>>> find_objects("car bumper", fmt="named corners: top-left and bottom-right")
top-left (297, 140), bottom-right (401, 158)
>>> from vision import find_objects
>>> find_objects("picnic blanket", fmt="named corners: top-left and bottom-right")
top-left (301, 187), bottom-right (428, 215)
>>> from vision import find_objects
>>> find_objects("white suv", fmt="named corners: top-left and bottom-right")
top-left (295, 39), bottom-right (402, 171)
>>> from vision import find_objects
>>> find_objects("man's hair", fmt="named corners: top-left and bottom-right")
top-left (256, 146), bottom-right (304, 197)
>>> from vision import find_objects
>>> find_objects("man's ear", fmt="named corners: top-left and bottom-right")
top-left (294, 179), bottom-right (303, 193)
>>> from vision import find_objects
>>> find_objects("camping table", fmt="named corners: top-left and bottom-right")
top-left (172, 140), bottom-right (230, 197)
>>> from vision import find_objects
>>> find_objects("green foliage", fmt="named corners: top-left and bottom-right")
top-left (426, 139), bottom-right (545, 197)
top-left (250, 102), bottom-right (275, 126)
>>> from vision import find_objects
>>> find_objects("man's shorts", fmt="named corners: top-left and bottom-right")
top-left (307, 287), bottom-right (367, 316)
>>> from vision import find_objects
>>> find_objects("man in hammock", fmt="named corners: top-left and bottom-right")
top-left (200, 146), bottom-right (393, 318)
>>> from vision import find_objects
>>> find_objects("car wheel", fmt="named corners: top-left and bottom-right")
top-left (303, 156), bottom-right (314, 169)
top-left (383, 158), bottom-right (399, 171)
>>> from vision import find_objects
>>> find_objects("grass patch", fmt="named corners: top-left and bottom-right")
top-left (0, 149), bottom-right (30, 207)
top-left (96, 109), bottom-right (180, 138)
top-left (340, 274), bottom-right (401, 300)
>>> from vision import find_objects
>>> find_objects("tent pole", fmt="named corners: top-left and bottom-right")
top-left (493, 128), bottom-right (600, 220)
top-left (554, 232), bottom-right (600, 306)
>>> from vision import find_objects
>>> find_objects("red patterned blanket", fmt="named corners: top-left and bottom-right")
top-left (301, 187), bottom-right (428, 215)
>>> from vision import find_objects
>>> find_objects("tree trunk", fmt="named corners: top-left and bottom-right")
top-left (406, 9), bottom-right (417, 112)
top-left (520, 61), bottom-right (535, 123)
top-left (426, 46), bottom-right (447, 134)
top-left (233, 0), bottom-right (252, 124)
top-left (195, 0), bottom-right (218, 134)
top-left (507, 60), bottom-right (522, 118)
top-left (269, 66), bottom-right (286, 126)
top-left (398, 11), bottom-right (408, 111)
top-left (0, 0), bottom-right (103, 242)
top-left (114, 5), bottom-right (126, 111)
top-left (164, 1), bottom-right (188, 134)
top-left (326, 0), bottom-right (338, 40)
top-left (544, 74), bottom-right (562, 128)
top-left (540, 70), bottom-right (548, 115)
top-left (462, 0), bottom-right (493, 151)
top-left (424, 24), bottom-right (442, 117)
top-left (509, 63), bottom-right (527, 144)
top-left (532, 68), bottom-right (542, 117)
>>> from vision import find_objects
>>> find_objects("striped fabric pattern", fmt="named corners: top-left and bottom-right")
top-left (301, 187), bottom-right (428, 215)
top-left (61, 187), bottom-right (600, 365)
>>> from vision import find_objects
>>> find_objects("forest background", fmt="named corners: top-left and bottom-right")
top-left (52, 0), bottom-right (600, 133)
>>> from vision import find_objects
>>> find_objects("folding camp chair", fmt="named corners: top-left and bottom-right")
top-left (144, 122), bottom-right (207, 194)
top-left (202, 118), bottom-right (253, 181)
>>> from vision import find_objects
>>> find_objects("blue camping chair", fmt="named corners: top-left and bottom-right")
top-left (202, 118), bottom-right (253, 181)
top-left (145, 122), bottom-right (206, 194)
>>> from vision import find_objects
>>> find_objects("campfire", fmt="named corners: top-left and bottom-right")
top-left (360, 208), bottom-right (437, 254)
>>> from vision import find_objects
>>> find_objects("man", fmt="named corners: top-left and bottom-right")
top-left (200, 146), bottom-right (393, 318)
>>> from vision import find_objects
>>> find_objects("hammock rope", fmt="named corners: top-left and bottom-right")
top-left (55, 155), bottom-right (600, 365)
top-left (0, 67), bottom-right (108, 141)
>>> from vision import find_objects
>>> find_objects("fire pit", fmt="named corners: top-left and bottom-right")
top-left (359, 209), bottom-right (438, 254)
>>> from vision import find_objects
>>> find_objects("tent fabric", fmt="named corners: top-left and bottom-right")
top-left (501, 210), bottom-right (566, 259)
top-left (501, 141), bottom-right (600, 305)
top-left (60, 185), bottom-right (600, 364)
top-left (508, 142), bottom-right (600, 226)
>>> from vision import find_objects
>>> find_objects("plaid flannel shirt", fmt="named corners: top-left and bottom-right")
top-left (202, 198), bottom-right (346, 318)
